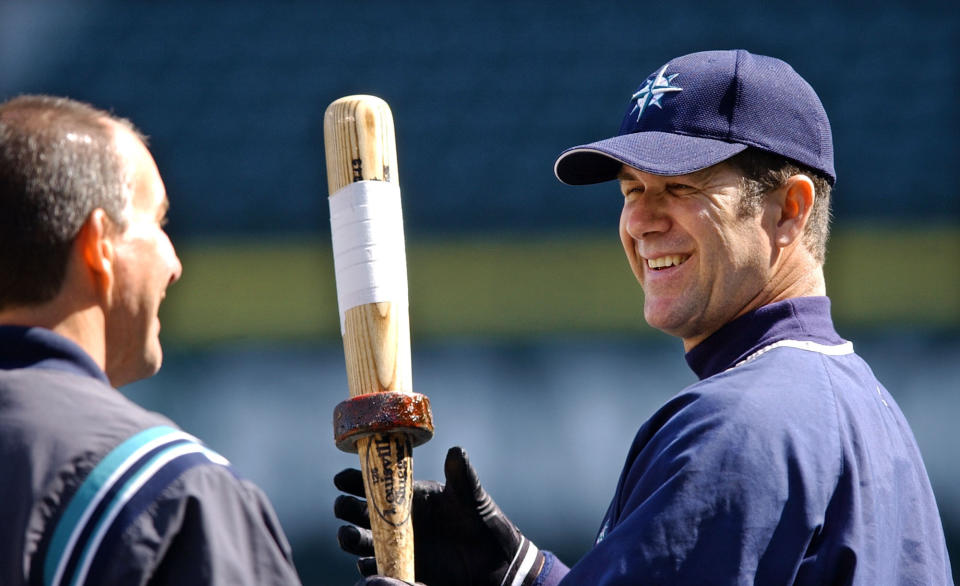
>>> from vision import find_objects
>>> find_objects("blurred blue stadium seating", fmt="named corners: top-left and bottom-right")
top-left (2, 0), bottom-right (957, 242)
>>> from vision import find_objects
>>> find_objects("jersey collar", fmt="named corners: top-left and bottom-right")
top-left (0, 325), bottom-right (110, 384)
top-left (684, 296), bottom-right (846, 381)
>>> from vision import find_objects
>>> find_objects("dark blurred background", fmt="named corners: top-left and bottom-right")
top-left (2, 1), bottom-right (957, 583)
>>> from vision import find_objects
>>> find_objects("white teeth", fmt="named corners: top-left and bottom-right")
top-left (647, 254), bottom-right (689, 269)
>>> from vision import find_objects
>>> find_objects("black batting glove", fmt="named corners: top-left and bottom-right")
top-left (335, 447), bottom-right (545, 586)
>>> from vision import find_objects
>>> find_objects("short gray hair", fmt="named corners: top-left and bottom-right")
top-left (0, 95), bottom-right (142, 309)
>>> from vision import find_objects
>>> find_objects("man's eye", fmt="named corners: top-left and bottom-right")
top-left (668, 184), bottom-right (696, 194)
top-left (159, 216), bottom-right (169, 227)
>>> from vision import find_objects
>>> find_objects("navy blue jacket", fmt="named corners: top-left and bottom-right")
top-left (540, 297), bottom-right (952, 585)
top-left (0, 326), bottom-right (301, 586)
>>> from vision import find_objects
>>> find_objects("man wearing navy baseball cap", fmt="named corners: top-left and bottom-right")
top-left (336, 50), bottom-right (953, 585)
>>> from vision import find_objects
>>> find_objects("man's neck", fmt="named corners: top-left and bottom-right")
top-left (681, 261), bottom-right (826, 353)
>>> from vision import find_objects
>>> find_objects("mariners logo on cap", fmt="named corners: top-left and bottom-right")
top-left (629, 64), bottom-right (682, 121)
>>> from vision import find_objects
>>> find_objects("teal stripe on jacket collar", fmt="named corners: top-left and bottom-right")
top-left (43, 426), bottom-right (193, 586)
top-left (68, 440), bottom-right (230, 586)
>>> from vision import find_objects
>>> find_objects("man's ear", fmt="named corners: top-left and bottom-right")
top-left (74, 209), bottom-right (116, 302)
top-left (774, 174), bottom-right (815, 249)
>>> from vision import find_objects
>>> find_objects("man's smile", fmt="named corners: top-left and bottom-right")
top-left (646, 254), bottom-right (690, 270)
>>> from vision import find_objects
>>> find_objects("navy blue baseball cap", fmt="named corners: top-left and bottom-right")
top-left (554, 50), bottom-right (835, 185)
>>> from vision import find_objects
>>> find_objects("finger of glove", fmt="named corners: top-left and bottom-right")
top-left (337, 525), bottom-right (374, 556)
top-left (358, 556), bottom-right (378, 577)
top-left (443, 446), bottom-right (522, 551)
top-left (443, 446), bottom-right (489, 507)
top-left (334, 494), bottom-right (371, 528)
top-left (334, 468), bottom-right (366, 497)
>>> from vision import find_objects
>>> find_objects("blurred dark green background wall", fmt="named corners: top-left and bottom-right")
top-left (2, 1), bottom-right (957, 583)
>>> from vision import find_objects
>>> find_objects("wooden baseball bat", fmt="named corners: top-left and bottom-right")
top-left (324, 95), bottom-right (416, 580)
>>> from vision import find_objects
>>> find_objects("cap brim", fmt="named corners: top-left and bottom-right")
top-left (554, 132), bottom-right (749, 185)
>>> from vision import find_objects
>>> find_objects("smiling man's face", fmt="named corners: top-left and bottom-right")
top-left (618, 163), bottom-right (778, 350)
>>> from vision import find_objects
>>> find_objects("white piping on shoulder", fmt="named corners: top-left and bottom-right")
top-left (728, 339), bottom-right (855, 371)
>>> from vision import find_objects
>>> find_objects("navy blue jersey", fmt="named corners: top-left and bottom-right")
top-left (540, 297), bottom-right (952, 585)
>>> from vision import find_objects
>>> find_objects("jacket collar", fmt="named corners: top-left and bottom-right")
top-left (0, 325), bottom-right (110, 384)
top-left (684, 296), bottom-right (846, 380)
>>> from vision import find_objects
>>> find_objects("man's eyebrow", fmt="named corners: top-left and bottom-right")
top-left (158, 198), bottom-right (170, 216)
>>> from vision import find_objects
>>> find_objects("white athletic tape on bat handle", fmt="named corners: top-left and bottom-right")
top-left (329, 180), bottom-right (409, 334)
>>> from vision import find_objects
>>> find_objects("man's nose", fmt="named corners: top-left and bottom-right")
top-left (622, 190), bottom-right (670, 239)
top-left (166, 241), bottom-right (183, 286)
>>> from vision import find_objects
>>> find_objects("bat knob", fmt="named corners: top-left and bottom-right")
top-left (333, 391), bottom-right (435, 453)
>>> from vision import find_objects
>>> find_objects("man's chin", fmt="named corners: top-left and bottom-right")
top-left (643, 304), bottom-right (690, 337)
top-left (146, 343), bottom-right (164, 377)
top-left (110, 348), bottom-right (163, 387)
